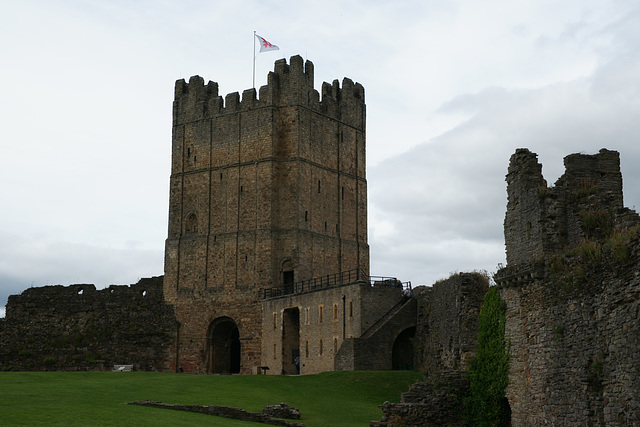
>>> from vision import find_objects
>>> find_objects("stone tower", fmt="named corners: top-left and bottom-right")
top-left (163, 55), bottom-right (369, 373)
top-left (504, 148), bottom-right (638, 265)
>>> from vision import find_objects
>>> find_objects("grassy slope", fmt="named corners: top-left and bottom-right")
top-left (0, 370), bottom-right (420, 426)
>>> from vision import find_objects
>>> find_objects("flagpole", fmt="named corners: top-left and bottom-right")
top-left (252, 31), bottom-right (256, 89)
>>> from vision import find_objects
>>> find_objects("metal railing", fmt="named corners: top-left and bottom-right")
top-left (261, 269), bottom-right (411, 299)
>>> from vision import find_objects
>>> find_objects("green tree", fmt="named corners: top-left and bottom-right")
top-left (467, 286), bottom-right (510, 426)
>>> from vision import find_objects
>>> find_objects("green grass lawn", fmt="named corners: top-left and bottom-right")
top-left (0, 370), bottom-right (421, 426)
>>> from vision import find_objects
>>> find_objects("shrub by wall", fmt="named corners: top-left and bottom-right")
top-left (466, 286), bottom-right (510, 426)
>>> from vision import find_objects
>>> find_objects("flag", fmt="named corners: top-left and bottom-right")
top-left (255, 34), bottom-right (279, 53)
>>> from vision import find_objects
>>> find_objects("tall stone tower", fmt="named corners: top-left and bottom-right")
top-left (163, 55), bottom-right (369, 373)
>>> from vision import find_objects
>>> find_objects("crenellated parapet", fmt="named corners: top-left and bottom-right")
top-left (173, 55), bottom-right (365, 128)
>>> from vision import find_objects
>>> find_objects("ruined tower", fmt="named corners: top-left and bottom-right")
top-left (163, 55), bottom-right (369, 373)
top-left (504, 148), bottom-right (638, 265)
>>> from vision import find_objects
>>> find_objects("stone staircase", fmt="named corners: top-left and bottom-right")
top-left (335, 297), bottom-right (417, 371)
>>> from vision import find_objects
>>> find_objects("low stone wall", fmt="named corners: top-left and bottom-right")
top-left (370, 370), bottom-right (469, 427)
top-left (0, 277), bottom-right (177, 372)
top-left (128, 400), bottom-right (305, 426)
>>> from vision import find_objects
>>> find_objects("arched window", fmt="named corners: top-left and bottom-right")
top-left (186, 213), bottom-right (198, 233)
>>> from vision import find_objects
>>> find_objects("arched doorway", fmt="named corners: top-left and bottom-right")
top-left (207, 317), bottom-right (241, 374)
top-left (392, 327), bottom-right (415, 370)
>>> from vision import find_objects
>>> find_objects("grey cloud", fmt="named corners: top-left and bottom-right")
top-left (0, 232), bottom-right (164, 315)
top-left (369, 46), bottom-right (640, 286)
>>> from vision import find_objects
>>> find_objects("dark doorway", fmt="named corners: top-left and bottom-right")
top-left (392, 327), bottom-right (415, 370)
top-left (282, 308), bottom-right (300, 374)
top-left (282, 260), bottom-right (294, 294)
top-left (283, 270), bottom-right (294, 285)
top-left (207, 317), bottom-right (241, 374)
top-left (283, 271), bottom-right (294, 294)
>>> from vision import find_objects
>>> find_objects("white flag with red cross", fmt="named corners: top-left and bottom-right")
top-left (255, 34), bottom-right (279, 52)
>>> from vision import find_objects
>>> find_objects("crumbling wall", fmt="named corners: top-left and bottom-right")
top-left (504, 148), bottom-right (638, 265)
top-left (415, 272), bottom-right (489, 374)
top-left (0, 277), bottom-right (177, 372)
top-left (497, 148), bottom-right (640, 426)
top-left (370, 370), bottom-right (469, 427)
top-left (496, 235), bottom-right (640, 426)
top-left (370, 273), bottom-right (488, 426)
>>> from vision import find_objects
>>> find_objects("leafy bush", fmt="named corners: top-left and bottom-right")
top-left (467, 287), bottom-right (510, 426)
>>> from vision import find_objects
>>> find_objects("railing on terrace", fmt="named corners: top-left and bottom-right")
top-left (261, 269), bottom-right (412, 299)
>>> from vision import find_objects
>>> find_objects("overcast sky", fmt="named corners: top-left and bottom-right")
top-left (2, 0), bottom-right (640, 317)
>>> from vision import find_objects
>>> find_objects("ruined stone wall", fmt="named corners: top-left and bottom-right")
top-left (164, 56), bottom-right (369, 374)
top-left (0, 277), bottom-right (177, 372)
top-left (371, 370), bottom-right (470, 427)
top-left (498, 148), bottom-right (640, 425)
top-left (504, 148), bottom-right (638, 266)
top-left (415, 272), bottom-right (489, 374)
top-left (496, 236), bottom-right (640, 426)
top-left (369, 274), bottom-right (487, 426)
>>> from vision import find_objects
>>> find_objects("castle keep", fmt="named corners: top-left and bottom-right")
top-left (164, 55), bottom-right (371, 374)
top-left (0, 56), bottom-right (427, 377)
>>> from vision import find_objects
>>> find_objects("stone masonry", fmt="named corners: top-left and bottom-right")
top-left (415, 272), bottom-right (489, 375)
top-left (504, 148), bottom-right (638, 266)
top-left (164, 55), bottom-right (369, 374)
top-left (496, 148), bottom-right (640, 426)
top-left (0, 277), bottom-right (176, 372)
top-left (369, 272), bottom-right (488, 426)
top-left (262, 281), bottom-right (406, 375)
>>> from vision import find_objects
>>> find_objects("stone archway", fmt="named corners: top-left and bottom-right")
top-left (207, 317), bottom-right (241, 374)
top-left (392, 327), bottom-right (415, 370)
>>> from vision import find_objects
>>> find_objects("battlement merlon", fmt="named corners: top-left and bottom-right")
top-left (506, 148), bottom-right (546, 190)
top-left (172, 55), bottom-right (365, 128)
